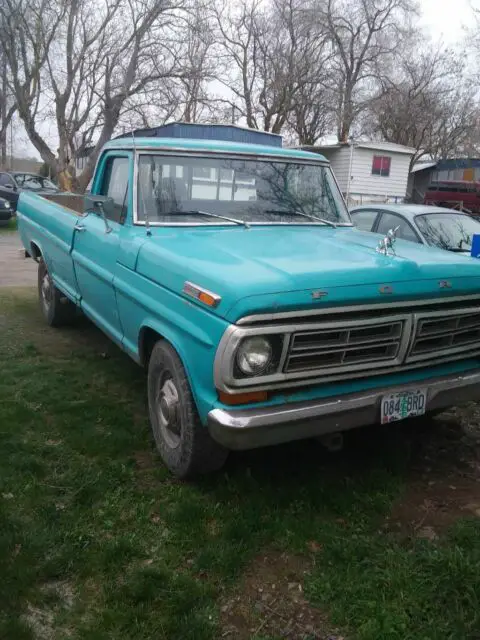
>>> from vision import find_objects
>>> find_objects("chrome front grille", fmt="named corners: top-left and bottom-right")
top-left (407, 308), bottom-right (480, 363)
top-left (284, 318), bottom-right (409, 375)
top-left (216, 296), bottom-right (480, 393)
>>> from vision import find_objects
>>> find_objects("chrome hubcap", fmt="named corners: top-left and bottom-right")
top-left (155, 377), bottom-right (181, 449)
top-left (41, 272), bottom-right (53, 311)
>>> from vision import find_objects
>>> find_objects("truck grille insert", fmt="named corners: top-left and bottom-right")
top-left (285, 319), bottom-right (407, 374)
top-left (407, 309), bottom-right (480, 363)
top-left (226, 298), bottom-right (480, 391)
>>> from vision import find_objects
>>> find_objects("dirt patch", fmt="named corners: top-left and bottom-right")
top-left (386, 408), bottom-right (480, 539)
top-left (133, 449), bottom-right (165, 490)
top-left (387, 477), bottom-right (480, 539)
top-left (219, 551), bottom-right (344, 640)
top-left (133, 450), bottom-right (157, 472)
top-left (22, 581), bottom-right (75, 639)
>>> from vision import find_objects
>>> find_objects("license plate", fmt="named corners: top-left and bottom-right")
top-left (380, 389), bottom-right (427, 424)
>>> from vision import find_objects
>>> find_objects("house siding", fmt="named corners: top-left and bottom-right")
top-left (318, 147), bottom-right (352, 190)
top-left (315, 145), bottom-right (413, 204)
top-left (349, 148), bottom-right (411, 199)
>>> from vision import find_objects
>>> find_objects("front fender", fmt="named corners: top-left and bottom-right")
top-left (114, 264), bottom-right (230, 423)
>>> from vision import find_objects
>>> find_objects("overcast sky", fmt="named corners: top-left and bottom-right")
top-left (13, 0), bottom-right (477, 160)
top-left (421, 0), bottom-right (472, 41)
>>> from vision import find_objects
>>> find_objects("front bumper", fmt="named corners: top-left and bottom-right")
top-left (207, 370), bottom-right (480, 450)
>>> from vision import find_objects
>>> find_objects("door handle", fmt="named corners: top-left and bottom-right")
top-left (74, 224), bottom-right (86, 232)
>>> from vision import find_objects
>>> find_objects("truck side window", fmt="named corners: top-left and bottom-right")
top-left (101, 157), bottom-right (129, 223)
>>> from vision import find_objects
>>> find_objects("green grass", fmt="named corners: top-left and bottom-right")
top-left (0, 217), bottom-right (17, 232)
top-left (1, 288), bottom-right (480, 639)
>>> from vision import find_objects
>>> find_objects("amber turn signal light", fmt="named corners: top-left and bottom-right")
top-left (183, 281), bottom-right (221, 308)
top-left (218, 390), bottom-right (268, 405)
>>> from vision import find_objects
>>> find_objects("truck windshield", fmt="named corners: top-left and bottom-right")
top-left (136, 154), bottom-right (351, 225)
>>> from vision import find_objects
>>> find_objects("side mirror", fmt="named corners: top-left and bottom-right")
top-left (83, 195), bottom-right (115, 233)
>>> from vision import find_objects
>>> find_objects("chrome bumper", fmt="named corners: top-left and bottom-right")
top-left (207, 371), bottom-right (480, 450)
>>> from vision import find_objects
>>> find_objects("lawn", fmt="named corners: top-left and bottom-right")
top-left (1, 288), bottom-right (480, 640)
top-left (0, 218), bottom-right (17, 232)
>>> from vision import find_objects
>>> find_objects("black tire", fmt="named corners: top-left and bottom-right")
top-left (38, 259), bottom-right (76, 327)
top-left (147, 340), bottom-right (228, 478)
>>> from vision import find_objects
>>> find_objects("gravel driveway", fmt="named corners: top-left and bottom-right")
top-left (0, 231), bottom-right (37, 287)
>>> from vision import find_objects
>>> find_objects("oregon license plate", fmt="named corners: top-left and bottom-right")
top-left (380, 389), bottom-right (427, 424)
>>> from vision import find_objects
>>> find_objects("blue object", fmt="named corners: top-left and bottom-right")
top-left (114, 121), bottom-right (283, 147)
top-left (471, 234), bottom-right (480, 258)
top-left (15, 134), bottom-right (480, 476)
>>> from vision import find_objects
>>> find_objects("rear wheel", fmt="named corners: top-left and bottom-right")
top-left (38, 259), bottom-right (76, 327)
top-left (147, 340), bottom-right (228, 478)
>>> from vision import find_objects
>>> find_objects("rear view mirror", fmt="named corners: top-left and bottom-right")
top-left (83, 195), bottom-right (115, 234)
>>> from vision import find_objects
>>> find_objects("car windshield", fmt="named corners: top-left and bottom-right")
top-left (14, 174), bottom-right (58, 191)
top-left (136, 155), bottom-right (350, 225)
top-left (415, 213), bottom-right (480, 252)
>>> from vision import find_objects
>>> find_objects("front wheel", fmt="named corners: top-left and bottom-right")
top-left (147, 340), bottom-right (228, 478)
top-left (38, 259), bottom-right (76, 327)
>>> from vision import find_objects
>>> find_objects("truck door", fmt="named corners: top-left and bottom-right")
top-left (72, 152), bottom-right (131, 346)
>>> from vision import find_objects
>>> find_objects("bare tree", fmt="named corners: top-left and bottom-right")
top-left (212, 0), bottom-right (260, 129)
top-left (321, 0), bottom-right (417, 142)
top-left (212, 0), bottom-right (324, 134)
top-left (0, 0), bottom-right (190, 191)
top-left (368, 45), bottom-right (478, 165)
top-left (0, 53), bottom-right (16, 168)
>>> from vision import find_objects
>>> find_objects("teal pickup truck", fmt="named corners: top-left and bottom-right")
top-left (17, 123), bottom-right (480, 478)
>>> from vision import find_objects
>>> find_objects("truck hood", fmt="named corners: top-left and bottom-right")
top-left (135, 225), bottom-right (480, 322)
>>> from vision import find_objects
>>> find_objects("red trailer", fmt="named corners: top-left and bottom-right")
top-left (424, 181), bottom-right (480, 214)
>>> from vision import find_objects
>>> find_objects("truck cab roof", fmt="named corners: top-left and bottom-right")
top-left (102, 136), bottom-right (328, 163)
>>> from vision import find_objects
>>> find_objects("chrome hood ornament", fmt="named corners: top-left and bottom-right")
top-left (376, 226), bottom-right (399, 256)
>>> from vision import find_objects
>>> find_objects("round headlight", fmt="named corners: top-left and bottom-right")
top-left (237, 336), bottom-right (273, 376)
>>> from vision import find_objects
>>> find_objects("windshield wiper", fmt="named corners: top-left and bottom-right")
top-left (263, 209), bottom-right (337, 228)
top-left (165, 210), bottom-right (249, 228)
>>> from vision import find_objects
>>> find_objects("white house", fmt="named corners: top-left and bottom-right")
top-left (301, 141), bottom-right (416, 206)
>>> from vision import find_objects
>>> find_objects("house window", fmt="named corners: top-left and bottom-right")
top-left (372, 156), bottom-right (391, 177)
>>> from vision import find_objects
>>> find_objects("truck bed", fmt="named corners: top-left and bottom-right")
top-left (42, 193), bottom-right (86, 215)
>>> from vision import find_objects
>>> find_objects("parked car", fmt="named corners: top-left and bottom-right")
top-left (16, 124), bottom-right (480, 478)
top-left (350, 204), bottom-right (480, 254)
top-left (0, 196), bottom-right (13, 227)
top-left (0, 171), bottom-right (59, 210)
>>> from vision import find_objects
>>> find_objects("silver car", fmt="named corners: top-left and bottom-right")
top-left (350, 204), bottom-right (480, 254)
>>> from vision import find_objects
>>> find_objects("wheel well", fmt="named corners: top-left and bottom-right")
top-left (139, 327), bottom-right (164, 367)
top-left (30, 242), bottom-right (42, 262)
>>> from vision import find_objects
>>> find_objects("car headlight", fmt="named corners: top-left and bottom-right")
top-left (236, 336), bottom-right (273, 376)
top-left (3, 201), bottom-right (10, 209)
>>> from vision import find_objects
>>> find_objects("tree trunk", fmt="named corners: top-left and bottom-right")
top-left (0, 57), bottom-right (7, 167)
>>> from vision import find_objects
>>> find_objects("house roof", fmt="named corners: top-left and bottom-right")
top-left (410, 162), bottom-right (437, 173)
top-left (300, 140), bottom-right (416, 156)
